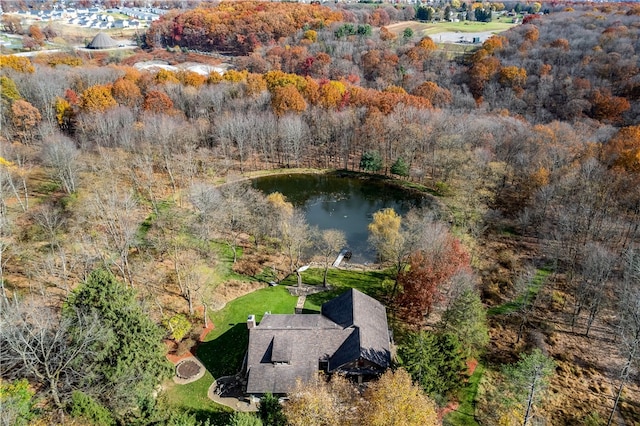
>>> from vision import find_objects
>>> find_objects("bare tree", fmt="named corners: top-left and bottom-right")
top-left (0, 214), bottom-right (13, 306)
top-left (32, 202), bottom-right (66, 248)
top-left (277, 115), bottom-right (308, 168)
top-left (87, 187), bottom-right (140, 287)
top-left (608, 251), bottom-right (640, 426)
top-left (312, 228), bottom-right (346, 287)
top-left (282, 210), bottom-right (311, 287)
top-left (0, 300), bottom-right (106, 409)
top-left (129, 146), bottom-right (162, 215)
top-left (0, 142), bottom-right (31, 212)
top-left (190, 182), bottom-right (263, 263)
top-left (572, 243), bottom-right (616, 337)
top-left (12, 67), bottom-right (71, 127)
top-left (172, 247), bottom-right (214, 316)
top-left (40, 134), bottom-right (81, 194)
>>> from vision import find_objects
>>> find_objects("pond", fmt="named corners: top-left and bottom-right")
top-left (252, 172), bottom-right (431, 263)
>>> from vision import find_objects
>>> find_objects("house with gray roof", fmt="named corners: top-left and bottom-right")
top-left (244, 288), bottom-right (391, 395)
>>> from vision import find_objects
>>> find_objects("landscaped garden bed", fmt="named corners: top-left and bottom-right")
top-left (176, 359), bottom-right (203, 380)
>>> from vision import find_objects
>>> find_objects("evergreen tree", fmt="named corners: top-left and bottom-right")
top-left (228, 411), bottom-right (263, 426)
top-left (391, 157), bottom-right (410, 177)
top-left (69, 391), bottom-right (115, 426)
top-left (397, 331), bottom-right (467, 404)
top-left (259, 393), bottom-right (286, 426)
top-left (359, 151), bottom-right (383, 172)
top-left (356, 24), bottom-right (372, 37)
top-left (403, 28), bottom-right (414, 39)
top-left (65, 269), bottom-right (171, 422)
top-left (438, 287), bottom-right (489, 359)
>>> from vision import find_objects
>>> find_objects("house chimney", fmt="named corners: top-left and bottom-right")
top-left (247, 314), bottom-right (256, 329)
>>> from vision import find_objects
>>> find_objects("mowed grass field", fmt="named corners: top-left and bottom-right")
top-left (386, 20), bottom-right (517, 37)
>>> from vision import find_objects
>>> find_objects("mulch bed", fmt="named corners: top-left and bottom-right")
top-left (176, 359), bottom-right (202, 379)
top-left (165, 311), bottom-right (215, 365)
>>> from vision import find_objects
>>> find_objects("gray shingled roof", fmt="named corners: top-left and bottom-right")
top-left (323, 289), bottom-right (392, 369)
top-left (86, 32), bottom-right (118, 49)
top-left (245, 289), bottom-right (390, 395)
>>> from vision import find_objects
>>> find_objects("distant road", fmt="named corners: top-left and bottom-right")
top-left (3, 44), bottom-right (137, 56)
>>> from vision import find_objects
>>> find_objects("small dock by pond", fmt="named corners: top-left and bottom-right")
top-left (333, 249), bottom-right (352, 267)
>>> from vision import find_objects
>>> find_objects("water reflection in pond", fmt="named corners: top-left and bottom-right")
top-left (252, 173), bottom-right (430, 263)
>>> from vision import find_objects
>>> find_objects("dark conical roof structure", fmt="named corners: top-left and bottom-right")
top-left (87, 32), bottom-right (118, 49)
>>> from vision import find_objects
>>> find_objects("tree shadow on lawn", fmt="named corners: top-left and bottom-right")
top-left (197, 323), bottom-right (248, 379)
top-left (189, 408), bottom-right (233, 425)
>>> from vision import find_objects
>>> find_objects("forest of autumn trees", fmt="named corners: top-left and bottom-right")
top-left (1, 1), bottom-right (640, 424)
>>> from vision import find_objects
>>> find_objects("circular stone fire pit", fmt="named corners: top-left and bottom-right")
top-left (176, 359), bottom-right (202, 380)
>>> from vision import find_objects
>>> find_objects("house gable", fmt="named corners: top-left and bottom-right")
top-left (245, 289), bottom-right (391, 395)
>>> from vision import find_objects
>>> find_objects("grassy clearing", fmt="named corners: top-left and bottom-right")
top-left (487, 268), bottom-right (552, 316)
top-left (444, 363), bottom-right (485, 426)
top-left (387, 20), bottom-right (516, 37)
top-left (422, 21), bottom-right (516, 34)
top-left (208, 241), bottom-right (248, 283)
top-left (278, 267), bottom-right (394, 312)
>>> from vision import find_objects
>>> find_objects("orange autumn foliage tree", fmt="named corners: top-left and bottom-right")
top-left (33, 52), bottom-right (83, 67)
top-left (223, 69), bottom-right (248, 83)
top-left (301, 76), bottom-right (320, 105)
top-left (143, 90), bottom-right (174, 114)
top-left (590, 89), bottom-right (631, 123)
top-left (80, 84), bottom-right (117, 112)
top-left (499, 66), bottom-right (527, 92)
top-left (603, 125), bottom-right (640, 173)
top-left (112, 77), bottom-right (142, 107)
top-left (469, 56), bottom-right (501, 101)
top-left (318, 80), bottom-right (346, 109)
top-left (396, 236), bottom-right (470, 327)
top-left (155, 69), bottom-right (180, 85)
top-left (146, 2), bottom-right (343, 55)
top-left (29, 25), bottom-right (45, 46)
top-left (348, 86), bottom-right (432, 114)
top-left (406, 36), bottom-right (437, 64)
top-left (244, 73), bottom-right (267, 96)
top-left (11, 99), bottom-right (41, 144)
top-left (380, 26), bottom-right (396, 41)
top-left (481, 35), bottom-right (507, 54)
top-left (178, 70), bottom-right (206, 87)
top-left (264, 70), bottom-right (306, 92)
top-left (271, 85), bottom-right (307, 116)
top-left (411, 81), bottom-right (453, 107)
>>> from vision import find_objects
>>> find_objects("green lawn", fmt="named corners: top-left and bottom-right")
top-left (487, 268), bottom-right (551, 316)
top-left (278, 267), bottom-right (394, 312)
top-left (163, 371), bottom-right (226, 413)
top-left (443, 363), bottom-right (485, 426)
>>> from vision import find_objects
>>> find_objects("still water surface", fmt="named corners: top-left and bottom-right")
top-left (252, 173), bottom-right (428, 263)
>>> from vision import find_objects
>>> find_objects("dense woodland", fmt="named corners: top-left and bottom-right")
top-left (1, 1), bottom-right (640, 425)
